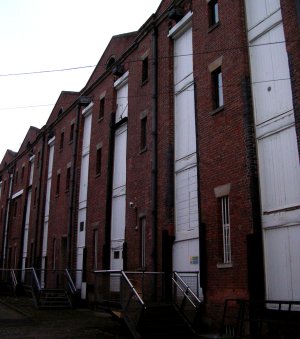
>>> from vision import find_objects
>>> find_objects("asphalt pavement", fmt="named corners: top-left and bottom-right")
top-left (0, 296), bottom-right (128, 338)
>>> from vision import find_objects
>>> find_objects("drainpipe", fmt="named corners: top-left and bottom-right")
top-left (103, 112), bottom-right (116, 270)
top-left (36, 134), bottom-right (46, 268)
top-left (151, 25), bottom-right (158, 273)
top-left (67, 96), bottom-right (91, 269)
top-left (2, 169), bottom-right (14, 269)
top-left (193, 81), bottom-right (206, 299)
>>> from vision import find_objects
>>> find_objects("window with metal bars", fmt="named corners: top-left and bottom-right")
top-left (221, 195), bottom-right (231, 264)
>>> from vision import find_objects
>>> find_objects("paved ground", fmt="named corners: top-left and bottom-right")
top-left (0, 296), bottom-right (129, 338)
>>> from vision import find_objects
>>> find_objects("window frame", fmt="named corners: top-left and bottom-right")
top-left (142, 57), bottom-right (149, 84)
top-left (99, 97), bottom-right (105, 120)
top-left (96, 145), bottom-right (102, 176)
top-left (212, 66), bottom-right (224, 109)
top-left (56, 172), bottom-right (61, 196)
top-left (208, 0), bottom-right (219, 28)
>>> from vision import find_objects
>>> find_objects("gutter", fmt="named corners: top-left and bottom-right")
top-left (151, 25), bottom-right (158, 272)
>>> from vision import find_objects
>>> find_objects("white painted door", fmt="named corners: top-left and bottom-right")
top-left (245, 1), bottom-right (300, 301)
top-left (170, 14), bottom-right (201, 287)
top-left (76, 105), bottom-right (93, 291)
top-left (41, 138), bottom-right (55, 287)
top-left (110, 123), bottom-right (127, 273)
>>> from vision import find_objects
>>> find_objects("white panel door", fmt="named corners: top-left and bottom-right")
top-left (175, 85), bottom-right (197, 161)
top-left (174, 27), bottom-right (193, 88)
top-left (245, 0), bottom-right (280, 29)
top-left (175, 166), bottom-right (199, 234)
top-left (264, 227), bottom-right (292, 300)
top-left (116, 84), bottom-right (128, 122)
top-left (258, 127), bottom-right (300, 213)
top-left (250, 23), bottom-right (293, 125)
top-left (112, 125), bottom-right (127, 190)
top-left (245, 3), bottom-right (300, 301)
top-left (172, 17), bottom-right (200, 281)
top-left (110, 123), bottom-right (127, 273)
top-left (78, 153), bottom-right (89, 209)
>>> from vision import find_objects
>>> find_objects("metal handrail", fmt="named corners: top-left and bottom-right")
top-left (65, 269), bottom-right (76, 294)
top-left (31, 267), bottom-right (41, 291)
top-left (121, 271), bottom-right (145, 307)
top-left (173, 271), bottom-right (202, 306)
top-left (10, 269), bottom-right (18, 289)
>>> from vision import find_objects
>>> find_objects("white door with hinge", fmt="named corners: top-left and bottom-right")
top-left (245, 0), bottom-right (300, 301)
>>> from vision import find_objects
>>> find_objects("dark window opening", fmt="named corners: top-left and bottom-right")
top-left (60, 132), bottom-right (64, 150)
top-left (21, 166), bottom-right (25, 183)
top-left (142, 57), bottom-right (149, 84)
top-left (106, 56), bottom-right (115, 70)
top-left (140, 116), bottom-right (147, 151)
top-left (56, 173), bottom-right (61, 196)
top-left (80, 221), bottom-right (84, 232)
top-left (212, 67), bottom-right (224, 109)
top-left (69, 123), bottom-right (75, 143)
top-left (209, 0), bottom-right (219, 27)
top-left (99, 97), bottom-right (105, 120)
top-left (66, 167), bottom-right (71, 191)
top-left (96, 148), bottom-right (102, 175)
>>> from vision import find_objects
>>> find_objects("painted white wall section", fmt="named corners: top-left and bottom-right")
top-left (169, 12), bottom-right (201, 289)
top-left (76, 102), bottom-right (93, 290)
top-left (2, 174), bottom-right (13, 268)
top-left (110, 75), bottom-right (128, 276)
top-left (21, 158), bottom-right (34, 281)
top-left (245, 0), bottom-right (300, 301)
top-left (41, 137), bottom-right (55, 287)
top-left (115, 71), bottom-right (129, 122)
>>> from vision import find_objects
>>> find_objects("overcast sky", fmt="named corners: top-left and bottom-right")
top-left (0, 0), bottom-right (162, 161)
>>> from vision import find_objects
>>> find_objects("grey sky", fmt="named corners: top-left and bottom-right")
top-left (0, 0), bottom-right (162, 160)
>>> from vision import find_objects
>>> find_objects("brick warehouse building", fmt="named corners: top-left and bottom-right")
top-left (1, 0), bottom-right (300, 334)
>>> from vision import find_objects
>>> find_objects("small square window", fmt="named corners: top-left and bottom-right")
top-left (80, 221), bottom-right (84, 232)
top-left (114, 251), bottom-right (120, 259)
top-left (142, 57), bottom-right (149, 84)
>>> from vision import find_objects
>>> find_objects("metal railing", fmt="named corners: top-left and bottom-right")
top-left (121, 271), bottom-right (146, 337)
top-left (172, 271), bottom-right (202, 325)
top-left (94, 270), bottom-right (122, 306)
top-left (65, 269), bottom-right (76, 294)
top-left (0, 268), bottom-right (19, 295)
top-left (222, 299), bottom-right (300, 339)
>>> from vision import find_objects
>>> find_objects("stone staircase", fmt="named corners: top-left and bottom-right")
top-left (38, 288), bottom-right (72, 309)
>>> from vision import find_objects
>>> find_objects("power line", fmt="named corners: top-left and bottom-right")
top-left (0, 39), bottom-right (296, 78)
top-left (0, 75), bottom-right (293, 111)
top-left (0, 65), bottom-right (95, 77)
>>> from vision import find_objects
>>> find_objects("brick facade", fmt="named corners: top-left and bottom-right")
top-left (0, 0), bottom-right (299, 329)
